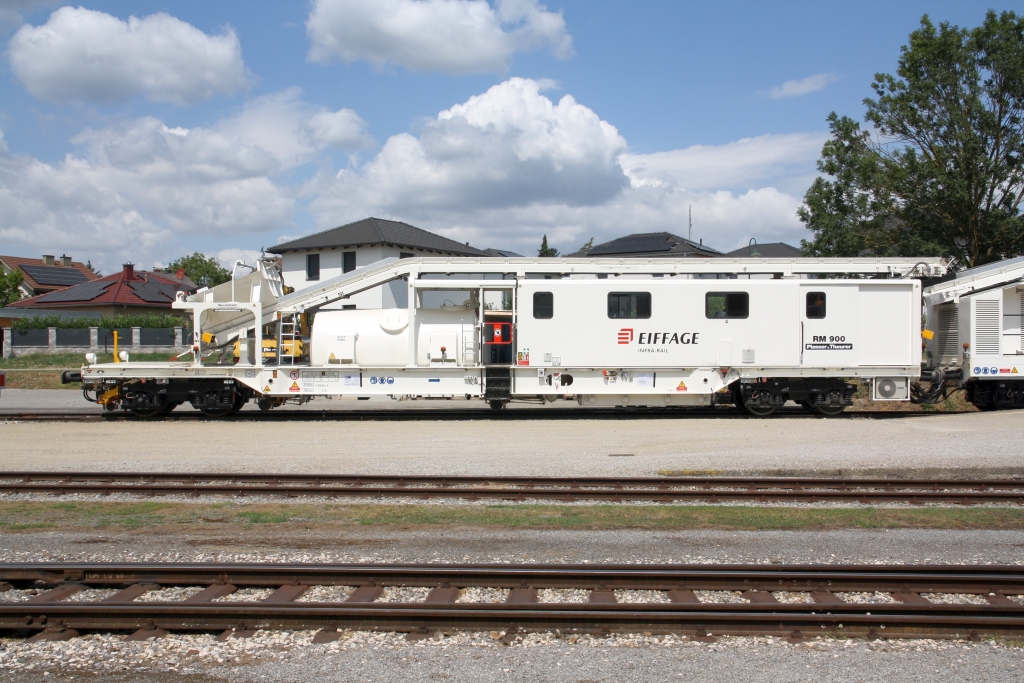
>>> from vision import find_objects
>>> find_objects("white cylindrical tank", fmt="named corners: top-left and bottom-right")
top-left (311, 308), bottom-right (477, 367)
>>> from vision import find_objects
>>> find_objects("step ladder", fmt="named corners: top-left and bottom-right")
top-left (277, 312), bottom-right (298, 366)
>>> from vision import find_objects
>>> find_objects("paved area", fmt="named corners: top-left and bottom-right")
top-left (0, 390), bottom-right (1021, 475)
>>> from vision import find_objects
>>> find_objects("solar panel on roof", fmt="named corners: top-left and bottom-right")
top-left (20, 264), bottom-right (89, 286)
top-left (36, 280), bottom-right (113, 302)
top-left (589, 235), bottom-right (676, 255)
top-left (127, 281), bottom-right (178, 303)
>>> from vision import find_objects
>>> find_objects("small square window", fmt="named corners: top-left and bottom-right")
top-left (533, 291), bottom-right (553, 319)
top-left (608, 292), bottom-right (651, 319)
top-left (306, 253), bottom-right (320, 281)
top-left (806, 292), bottom-right (826, 318)
top-left (705, 292), bottom-right (748, 319)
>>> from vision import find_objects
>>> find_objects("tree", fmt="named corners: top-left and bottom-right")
top-left (537, 235), bottom-right (560, 257)
top-left (167, 252), bottom-right (231, 289)
top-left (0, 268), bottom-right (25, 308)
top-left (578, 237), bottom-right (595, 253)
top-left (85, 260), bottom-right (102, 277)
top-left (800, 11), bottom-right (1024, 268)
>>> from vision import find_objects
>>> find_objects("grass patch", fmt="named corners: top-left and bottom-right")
top-left (236, 511), bottom-right (294, 524)
top-left (0, 352), bottom-right (174, 370)
top-left (1, 501), bottom-right (1024, 532)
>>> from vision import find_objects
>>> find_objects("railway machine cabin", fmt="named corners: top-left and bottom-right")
top-left (69, 256), bottom-right (947, 417)
top-left (922, 256), bottom-right (1024, 411)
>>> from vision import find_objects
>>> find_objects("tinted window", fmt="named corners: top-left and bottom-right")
top-left (608, 292), bottom-right (651, 319)
top-left (343, 252), bottom-right (356, 273)
top-left (306, 253), bottom-right (320, 281)
top-left (705, 292), bottom-right (748, 319)
top-left (806, 291), bottom-right (826, 319)
top-left (533, 291), bottom-right (553, 319)
top-left (399, 252), bottom-right (414, 259)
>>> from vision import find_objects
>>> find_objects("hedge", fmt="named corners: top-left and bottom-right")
top-left (10, 314), bottom-right (187, 331)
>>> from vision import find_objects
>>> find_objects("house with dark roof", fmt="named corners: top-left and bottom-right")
top-left (8, 264), bottom-right (194, 317)
top-left (722, 242), bottom-right (802, 258)
top-left (565, 232), bottom-right (723, 259)
top-left (268, 217), bottom-right (489, 309)
top-left (0, 254), bottom-right (99, 300)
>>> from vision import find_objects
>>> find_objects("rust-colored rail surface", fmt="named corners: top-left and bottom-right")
top-left (1, 563), bottom-right (1022, 642)
top-left (2, 471), bottom-right (1023, 504)
top-left (0, 408), bottom-right (946, 423)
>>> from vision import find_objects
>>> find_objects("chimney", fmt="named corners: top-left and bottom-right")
top-left (60, 254), bottom-right (72, 267)
top-left (42, 255), bottom-right (55, 266)
top-left (122, 263), bottom-right (134, 279)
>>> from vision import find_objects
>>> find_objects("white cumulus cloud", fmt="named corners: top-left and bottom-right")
top-left (6, 6), bottom-right (248, 105)
top-left (306, 0), bottom-right (572, 74)
top-left (306, 78), bottom-right (817, 255)
top-left (769, 72), bottom-right (840, 99)
top-left (0, 88), bottom-right (372, 272)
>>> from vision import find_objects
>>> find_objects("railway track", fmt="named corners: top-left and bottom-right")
top-left (0, 407), bottom-right (948, 422)
top-left (1, 562), bottom-right (1022, 642)
top-left (2, 471), bottom-right (1023, 504)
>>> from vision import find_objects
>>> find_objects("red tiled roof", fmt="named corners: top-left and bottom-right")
top-left (9, 265), bottom-right (191, 309)
top-left (0, 255), bottom-right (98, 293)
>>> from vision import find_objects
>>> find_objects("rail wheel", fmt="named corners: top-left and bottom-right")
top-left (735, 386), bottom-right (777, 417)
top-left (489, 400), bottom-right (507, 410)
top-left (199, 404), bottom-right (233, 418)
top-left (128, 406), bottom-right (163, 419)
top-left (806, 403), bottom-right (846, 416)
top-left (228, 393), bottom-right (248, 415)
top-left (743, 401), bottom-right (778, 417)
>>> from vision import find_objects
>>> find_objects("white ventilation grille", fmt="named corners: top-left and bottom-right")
top-left (974, 300), bottom-right (1001, 356)
top-left (936, 303), bottom-right (959, 361)
top-left (741, 349), bottom-right (755, 364)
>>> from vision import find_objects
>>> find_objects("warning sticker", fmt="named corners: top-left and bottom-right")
top-left (329, 352), bottom-right (337, 360)
top-left (263, 385), bottom-right (271, 392)
top-left (289, 381), bottom-right (300, 392)
top-left (676, 381), bottom-right (687, 392)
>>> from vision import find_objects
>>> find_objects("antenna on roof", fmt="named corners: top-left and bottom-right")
top-left (688, 205), bottom-right (692, 242)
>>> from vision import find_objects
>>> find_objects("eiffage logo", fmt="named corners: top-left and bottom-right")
top-left (617, 328), bottom-right (634, 344)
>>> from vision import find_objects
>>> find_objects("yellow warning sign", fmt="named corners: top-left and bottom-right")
top-left (289, 381), bottom-right (300, 392)
top-left (329, 352), bottom-right (336, 359)
top-left (1013, 367), bottom-right (1019, 374)
top-left (676, 381), bottom-right (687, 392)
top-left (263, 385), bottom-right (271, 392)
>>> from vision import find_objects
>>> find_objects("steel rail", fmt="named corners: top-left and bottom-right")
top-left (1, 563), bottom-right (1022, 641)
top-left (0, 408), bottom-right (950, 423)
top-left (1, 472), bottom-right (1022, 504)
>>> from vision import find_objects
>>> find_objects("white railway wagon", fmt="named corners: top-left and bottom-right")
top-left (922, 256), bottom-right (1024, 410)
top-left (67, 256), bottom-right (948, 417)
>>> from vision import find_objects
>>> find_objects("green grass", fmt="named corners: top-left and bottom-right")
top-left (2, 501), bottom-right (1024, 532)
top-left (0, 352), bottom-right (174, 370)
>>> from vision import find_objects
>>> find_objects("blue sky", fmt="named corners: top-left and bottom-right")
top-left (0, 0), bottom-right (1008, 272)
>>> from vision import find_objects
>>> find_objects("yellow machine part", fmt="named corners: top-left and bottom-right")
top-left (232, 338), bottom-right (305, 360)
top-left (97, 386), bottom-right (120, 406)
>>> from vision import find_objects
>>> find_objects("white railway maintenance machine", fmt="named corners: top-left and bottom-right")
top-left (921, 255), bottom-right (1024, 410)
top-left (66, 256), bottom-right (957, 417)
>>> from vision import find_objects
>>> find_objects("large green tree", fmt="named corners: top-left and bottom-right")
top-left (0, 268), bottom-right (24, 308)
top-left (167, 252), bottom-right (231, 289)
top-left (801, 11), bottom-right (1024, 268)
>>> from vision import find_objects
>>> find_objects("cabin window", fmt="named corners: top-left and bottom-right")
top-left (399, 252), bottom-right (414, 259)
top-left (705, 292), bottom-right (748, 319)
top-left (533, 291), bottom-right (554, 319)
top-left (806, 292), bottom-right (826, 319)
top-left (343, 251), bottom-right (356, 273)
top-left (608, 292), bottom-right (651, 319)
top-left (306, 253), bottom-right (320, 281)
